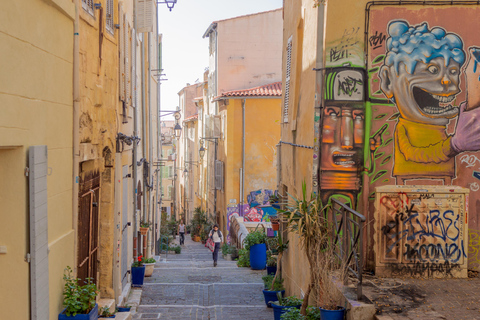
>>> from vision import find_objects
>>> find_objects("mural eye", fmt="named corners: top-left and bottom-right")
top-left (450, 69), bottom-right (458, 75)
top-left (427, 66), bottom-right (439, 74)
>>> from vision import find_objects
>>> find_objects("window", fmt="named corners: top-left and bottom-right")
top-left (283, 36), bottom-right (293, 123)
top-left (106, 0), bottom-right (114, 34)
top-left (82, 0), bottom-right (94, 16)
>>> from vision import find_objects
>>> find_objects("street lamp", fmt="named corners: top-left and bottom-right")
top-left (199, 146), bottom-right (206, 159)
top-left (174, 123), bottom-right (182, 139)
top-left (157, 0), bottom-right (177, 11)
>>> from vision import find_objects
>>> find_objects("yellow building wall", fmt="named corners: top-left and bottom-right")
top-left (0, 0), bottom-right (75, 319)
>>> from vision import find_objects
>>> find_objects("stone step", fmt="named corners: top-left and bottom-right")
top-left (97, 298), bottom-right (115, 314)
top-left (115, 312), bottom-right (132, 320)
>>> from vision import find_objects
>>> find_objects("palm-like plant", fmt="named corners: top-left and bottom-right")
top-left (269, 233), bottom-right (288, 291)
top-left (279, 181), bottom-right (330, 315)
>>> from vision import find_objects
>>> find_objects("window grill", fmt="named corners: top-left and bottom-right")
top-left (82, 0), bottom-right (94, 16)
top-left (106, 0), bottom-right (114, 34)
top-left (283, 36), bottom-right (293, 123)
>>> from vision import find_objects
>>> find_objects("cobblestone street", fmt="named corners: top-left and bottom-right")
top-left (132, 236), bottom-right (274, 320)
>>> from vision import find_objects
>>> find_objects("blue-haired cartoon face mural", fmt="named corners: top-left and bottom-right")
top-left (378, 20), bottom-right (480, 182)
top-left (379, 21), bottom-right (465, 126)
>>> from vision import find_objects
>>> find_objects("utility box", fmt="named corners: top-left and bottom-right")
top-left (374, 185), bottom-right (469, 278)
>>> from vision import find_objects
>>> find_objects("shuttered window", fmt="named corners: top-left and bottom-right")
top-left (283, 36), bottom-right (293, 123)
top-left (136, 0), bottom-right (154, 33)
top-left (125, 22), bottom-right (131, 104)
top-left (106, 0), bottom-right (114, 34)
top-left (82, 0), bottom-right (94, 16)
top-left (29, 146), bottom-right (49, 320)
top-left (215, 160), bottom-right (224, 191)
top-left (119, 4), bottom-right (125, 102)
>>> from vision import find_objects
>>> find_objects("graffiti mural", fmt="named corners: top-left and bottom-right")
top-left (367, 6), bottom-right (480, 271)
top-left (375, 186), bottom-right (468, 277)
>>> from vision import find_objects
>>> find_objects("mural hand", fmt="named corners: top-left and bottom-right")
top-left (451, 102), bottom-right (480, 153)
top-left (465, 47), bottom-right (480, 111)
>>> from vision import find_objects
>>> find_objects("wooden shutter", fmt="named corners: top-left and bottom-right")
top-left (29, 146), bottom-right (49, 320)
top-left (215, 160), bottom-right (224, 191)
top-left (125, 22), bottom-right (131, 105)
top-left (119, 4), bottom-right (125, 102)
top-left (283, 36), bottom-right (292, 123)
top-left (213, 115), bottom-right (221, 138)
top-left (132, 29), bottom-right (137, 108)
top-left (136, 0), bottom-right (154, 33)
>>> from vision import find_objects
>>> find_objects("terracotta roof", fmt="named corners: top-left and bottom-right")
top-left (214, 82), bottom-right (282, 100)
top-left (183, 114), bottom-right (198, 122)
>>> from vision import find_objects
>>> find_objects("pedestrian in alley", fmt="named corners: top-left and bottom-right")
top-left (178, 219), bottom-right (186, 245)
top-left (209, 224), bottom-right (223, 267)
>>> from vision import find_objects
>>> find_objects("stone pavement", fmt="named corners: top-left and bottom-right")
top-left (363, 273), bottom-right (480, 320)
top-left (132, 236), bottom-right (274, 320)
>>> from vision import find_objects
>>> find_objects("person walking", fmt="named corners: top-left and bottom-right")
top-left (209, 224), bottom-right (223, 267)
top-left (178, 219), bottom-right (185, 245)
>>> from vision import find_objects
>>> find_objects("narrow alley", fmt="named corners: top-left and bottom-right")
top-left (130, 237), bottom-right (274, 320)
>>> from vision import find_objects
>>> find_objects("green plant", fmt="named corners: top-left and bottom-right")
top-left (144, 257), bottom-right (156, 263)
top-left (237, 248), bottom-right (250, 267)
top-left (269, 233), bottom-right (288, 291)
top-left (273, 294), bottom-right (302, 307)
top-left (262, 274), bottom-right (284, 291)
top-left (243, 229), bottom-right (267, 250)
top-left (99, 305), bottom-right (114, 317)
top-left (132, 255), bottom-right (144, 268)
top-left (140, 219), bottom-right (152, 228)
top-left (62, 266), bottom-right (98, 316)
top-left (280, 181), bottom-right (340, 314)
top-left (221, 243), bottom-right (231, 255)
top-left (169, 245), bottom-right (181, 254)
top-left (305, 306), bottom-right (322, 320)
top-left (267, 252), bottom-right (277, 267)
top-left (281, 308), bottom-right (305, 320)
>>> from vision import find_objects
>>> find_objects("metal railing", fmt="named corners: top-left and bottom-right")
top-left (328, 198), bottom-right (366, 300)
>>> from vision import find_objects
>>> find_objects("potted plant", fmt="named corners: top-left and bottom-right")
top-left (266, 252), bottom-right (277, 275)
top-left (280, 306), bottom-right (322, 320)
top-left (243, 229), bottom-right (267, 270)
top-left (131, 255), bottom-right (145, 286)
top-left (268, 234), bottom-right (288, 291)
top-left (143, 257), bottom-right (156, 277)
top-left (270, 216), bottom-right (280, 231)
top-left (236, 248), bottom-right (250, 267)
top-left (271, 295), bottom-right (302, 320)
top-left (99, 306), bottom-right (115, 318)
top-left (116, 305), bottom-right (131, 312)
top-left (139, 219), bottom-right (152, 236)
top-left (262, 274), bottom-right (285, 308)
top-left (280, 182), bottom-right (345, 318)
top-left (59, 266), bottom-right (98, 320)
top-left (221, 243), bottom-right (230, 259)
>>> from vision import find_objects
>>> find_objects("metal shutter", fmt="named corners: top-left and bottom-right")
top-left (136, 0), bottom-right (154, 33)
top-left (29, 146), bottom-right (49, 320)
top-left (283, 36), bottom-right (292, 123)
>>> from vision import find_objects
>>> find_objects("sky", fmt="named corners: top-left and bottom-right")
top-left (157, 0), bottom-right (283, 118)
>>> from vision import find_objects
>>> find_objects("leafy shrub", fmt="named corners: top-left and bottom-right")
top-left (144, 257), bottom-right (156, 263)
top-left (267, 251), bottom-right (277, 267)
top-left (305, 306), bottom-right (321, 320)
top-left (262, 274), bottom-right (284, 291)
top-left (62, 266), bottom-right (97, 316)
top-left (172, 245), bottom-right (181, 254)
top-left (243, 230), bottom-right (267, 250)
top-left (280, 308), bottom-right (305, 320)
top-left (237, 248), bottom-right (250, 267)
top-left (221, 243), bottom-right (231, 255)
top-left (272, 295), bottom-right (302, 307)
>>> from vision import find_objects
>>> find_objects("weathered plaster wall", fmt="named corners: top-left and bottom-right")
top-left (0, 0), bottom-right (75, 319)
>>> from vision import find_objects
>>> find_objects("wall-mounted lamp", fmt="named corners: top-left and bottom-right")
top-left (199, 146), bottom-right (206, 159)
top-left (158, 0), bottom-right (177, 12)
top-left (174, 123), bottom-right (182, 139)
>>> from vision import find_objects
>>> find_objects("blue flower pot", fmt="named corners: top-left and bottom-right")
top-left (266, 266), bottom-right (277, 275)
top-left (58, 304), bottom-right (98, 320)
top-left (262, 289), bottom-right (284, 308)
top-left (249, 243), bottom-right (267, 270)
top-left (271, 303), bottom-right (301, 320)
top-left (131, 266), bottom-right (145, 286)
top-left (116, 307), bottom-right (131, 312)
top-left (319, 306), bottom-right (346, 320)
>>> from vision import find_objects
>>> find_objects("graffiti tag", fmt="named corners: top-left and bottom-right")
top-left (387, 261), bottom-right (461, 277)
top-left (460, 154), bottom-right (480, 168)
top-left (369, 30), bottom-right (387, 49)
top-left (337, 76), bottom-right (363, 97)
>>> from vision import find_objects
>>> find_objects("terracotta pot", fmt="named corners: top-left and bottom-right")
top-left (140, 227), bottom-right (149, 236)
top-left (271, 222), bottom-right (279, 231)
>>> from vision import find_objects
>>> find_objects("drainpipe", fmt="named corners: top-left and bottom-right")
top-left (141, 33), bottom-right (147, 223)
top-left (147, 32), bottom-right (154, 257)
top-left (276, 142), bottom-right (281, 191)
top-left (133, 0), bottom-right (139, 260)
top-left (241, 99), bottom-right (246, 208)
top-left (73, 0), bottom-right (80, 273)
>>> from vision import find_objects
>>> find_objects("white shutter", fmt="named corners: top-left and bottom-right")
top-left (125, 21), bottom-right (131, 104)
top-left (132, 29), bottom-right (137, 108)
top-left (119, 4), bottom-right (125, 102)
top-left (106, 0), bottom-right (114, 34)
top-left (29, 146), bottom-right (49, 320)
top-left (215, 160), bottom-right (224, 191)
top-left (136, 0), bottom-right (154, 33)
top-left (213, 115), bottom-right (221, 138)
top-left (283, 36), bottom-right (292, 123)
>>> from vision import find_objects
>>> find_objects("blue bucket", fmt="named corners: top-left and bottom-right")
top-left (271, 303), bottom-right (301, 320)
top-left (249, 243), bottom-right (267, 270)
top-left (131, 266), bottom-right (145, 286)
top-left (262, 289), bottom-right (284, 308)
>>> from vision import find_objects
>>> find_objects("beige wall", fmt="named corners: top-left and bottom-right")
top-left (0, 0), bottom-right (75, 319)
top-left (216, 9), bottom-right (283, 94)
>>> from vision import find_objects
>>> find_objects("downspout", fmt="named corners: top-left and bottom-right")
top-left (276, 142), bottom-right (281, 191)
top-left (73, 0), bottom-right (80, 273)
top-left (156, 16), bottom-right (162, 249)
top-left (241, 99), bottom-right (246, 208)
top-left (133, 0), bottom-right (139, 259)
top-left (141, 33), bottom-right (147, 225)
top-left (147, 32), bottom-right (153, 257)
